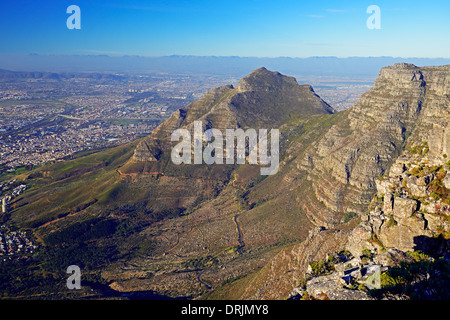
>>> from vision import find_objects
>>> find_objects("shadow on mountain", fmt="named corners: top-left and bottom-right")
top-left (83, 281), bottom-right (189, 300)
top-left (413, 234), bottom-right (450, 258)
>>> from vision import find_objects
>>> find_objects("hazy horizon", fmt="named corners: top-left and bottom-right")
top-left (1, 54), bottom-right (449, 79)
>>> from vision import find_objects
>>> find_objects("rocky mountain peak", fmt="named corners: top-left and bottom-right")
top-left (131, 67), bottom-right (333, 164)
top-left (236, 66), bottom-right (299, 93)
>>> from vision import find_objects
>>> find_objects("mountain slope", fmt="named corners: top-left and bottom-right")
top-left (216, 63), bottom-right (450, 300)
top-left (8, 64), bottom-right (448, 300)
top-left (128, 67), bottom-right (333, 166)
top-left (6, 67), bottom-right (336, 298)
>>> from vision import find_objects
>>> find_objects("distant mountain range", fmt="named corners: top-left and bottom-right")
top-left (0, 68), bottom-right (124, 81)
top-left (1, 54), bottom-right (450, 78)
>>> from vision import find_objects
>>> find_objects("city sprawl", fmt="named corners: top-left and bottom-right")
top-left (0, 72), bottom-right (236, 171)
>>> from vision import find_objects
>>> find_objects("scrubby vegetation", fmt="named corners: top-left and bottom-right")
top-left (369, 252), bottom-right (450, 299)
top-left (182, 256), bottom-right (219, 270)
top-left (308, 250), bottom-right (353, 277)
top-left (409, 141), bottom-right (429, 157)
top-left (0, 241), bottom-right (117, 298)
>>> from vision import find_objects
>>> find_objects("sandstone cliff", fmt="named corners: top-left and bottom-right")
top-left (234, 64), bottom-right (450, 300)
top-left (299, 63), bottom-right (450, 227)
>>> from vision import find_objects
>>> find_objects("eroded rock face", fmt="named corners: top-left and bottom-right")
top-left (132, 84), bottom-right (237, 162)
top-left (235, 64), bottom-right (450, 300)
top-left (304, 273), bottom-right (373, 300)
top-left (347, 155), bottom-right (450, 257)
top-left (301, 64), bottom-right (450, 226)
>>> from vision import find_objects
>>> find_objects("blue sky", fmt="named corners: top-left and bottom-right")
top-left (0, 0), bottom-right (449, 58)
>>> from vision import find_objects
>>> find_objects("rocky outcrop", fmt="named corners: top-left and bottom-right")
top-left (288, 250), bottom-right (383, 300)
top-left (287, 245), bottom-right (443, 300)
top-left (286, 143), bottom-right (450, 300)
top-left (298, 273), bottom-right (373, 300)
top-left (347, 154), bottom-right (450, 257)
top-left (246, 152), bottom-right (449, 300)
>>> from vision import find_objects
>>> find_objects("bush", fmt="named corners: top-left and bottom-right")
top-left (309, 261), bottom-right (329, 276)
top-left (182, 256), bottom-right (218, 270)
top-left (361, 248), bottom-right (375, 264)
top-left (337, 250), bottom-right (353, 261)
top-left (409, 165), bottom-right (424, 176)
top-left (309, 255), bottom-right (337, 277)
top-left (430, 192), bottom-right (440, 200)
top-left (41, 242), bottom-right (118, 272)
top-left (408, 250), bottom-right (431, 262)
top-left (409, 142), bottom-right (429, 157)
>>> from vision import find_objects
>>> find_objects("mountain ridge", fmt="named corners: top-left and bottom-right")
top-left (129, 67), bottom-right (333, 166)
top-left (3, 64), bottom-right (449, 300)
top-left (212, 63), bottom-right (450, 300)
top-left (5, 67), bottom-right (337, 298)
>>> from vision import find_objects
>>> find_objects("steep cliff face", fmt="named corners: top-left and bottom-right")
top-left (301, 63), bottom-right (450, 226)
top-left (288, 151), bottom-right (450, 300)
top-left (233, 64), bottom-right (450, 300)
